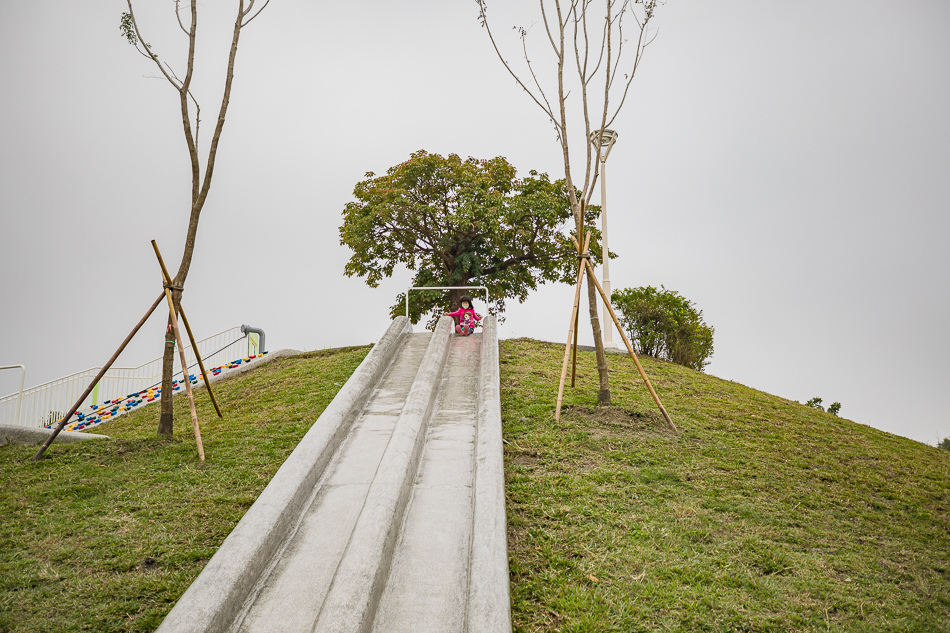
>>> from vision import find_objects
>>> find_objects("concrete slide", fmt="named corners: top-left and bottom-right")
top-left (156, 316), bottom-right (511, 633)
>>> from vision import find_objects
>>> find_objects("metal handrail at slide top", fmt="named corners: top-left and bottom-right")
top-left (405, 286), bottom-right (489, 318)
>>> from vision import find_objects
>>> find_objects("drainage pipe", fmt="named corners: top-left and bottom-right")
top-left (0, 365), bottom-right (26, 427)
top-left (241, 325), bottom-right (266, 354)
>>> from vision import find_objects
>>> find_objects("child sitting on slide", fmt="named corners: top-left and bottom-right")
top-left (444, 295), bottom-right (481, 336)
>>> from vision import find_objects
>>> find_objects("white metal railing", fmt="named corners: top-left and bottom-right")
top-left (0, 326), bottom-right (260, 428)
top-left (405, 286), bottom-right (489, 318)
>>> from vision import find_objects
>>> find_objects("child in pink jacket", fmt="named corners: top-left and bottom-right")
top-left (445, 295), bottom-right (481, 336)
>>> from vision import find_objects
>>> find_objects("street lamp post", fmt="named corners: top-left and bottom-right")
top-left (590, 129), bottom-right (619, 349)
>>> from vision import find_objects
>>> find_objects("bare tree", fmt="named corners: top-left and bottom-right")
top-left (476, 0), bottom-right (658, 406)
top-left (120, 0), bottom-right (269, 436)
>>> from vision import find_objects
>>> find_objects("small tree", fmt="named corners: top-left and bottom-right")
top-left (827, 402), bottom-right (842, 416)
top-left (120, 0), bottom-right (268, 436)
top-left (612, 286), bottom-right (715, 371)
top-left (938, 437), bottom-right (950, 452)
top-left (805, 397), bottom-right (824, 411)
top-left (340, 150), bottom-right (604, 325)
top-left (477, 0), bottom-right (661, 406)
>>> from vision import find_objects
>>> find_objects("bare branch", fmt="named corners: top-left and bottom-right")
top-left (538, 0), bottom-right (560, 55)
top-left (519, 28), bottom-right (558, 125)
top-left (606, 3), bottom-right (655, 128)
top-left (242, 0), bottom-right (271, 27)
top-left (123, 3), bottom-right (178, 88)
top-left (476, 1), bottom-right (562, 130)
top-left (175, 0), bottom-right (189, 36)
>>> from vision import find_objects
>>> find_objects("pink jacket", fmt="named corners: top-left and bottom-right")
top-left (446, 307), bottom-right (481, 326)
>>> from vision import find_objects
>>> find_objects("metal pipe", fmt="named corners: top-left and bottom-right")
top-left (241, 325), bottom-right (266, 354)
top-left (600, 156), bottom-right (616, 349)
top-left (0, 365), bottom-right (26, 426)
top-left (405, 286), bottom-right (490, 318)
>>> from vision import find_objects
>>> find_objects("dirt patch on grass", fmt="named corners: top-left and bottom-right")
top-left (509, 454), bottom-right (540, 468)
top-left (137, 557), bottom-right (159, 573)
top-left (565, 405), bottom-right (673, 435)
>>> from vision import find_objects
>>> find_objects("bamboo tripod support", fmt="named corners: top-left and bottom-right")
top-left (570, 227), bottom-right (585, 388)
top-left (555, 235), bottom-right (677, 433)
top-left (555, 233), bottom-right (591, 420)
top-left (151, 240), bottom-right (223, 419)
top-left (32, 292), bottom-right (167, 461)
top-left (32, 241), bottom-right (222, 462)
top-left (161, 285), bottom-right (205, 461)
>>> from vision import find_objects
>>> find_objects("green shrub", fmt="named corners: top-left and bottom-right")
top-left (611, 285), bottom-right (714, 371)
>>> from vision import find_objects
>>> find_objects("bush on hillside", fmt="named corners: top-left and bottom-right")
top-left (938, 437), bottom-right (950, 452)
top-left (804, 398), bottom-right (842, 416)
top-left (611, 285), bottom-right (714, 371)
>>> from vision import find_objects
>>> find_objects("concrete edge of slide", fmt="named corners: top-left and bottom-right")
top-left (467, 316), bottom-right (514, 632)
top-left (156, 317), bottom-right (413, 633)
top-left (314, 315), bottom-right (454, 632)
top-left (0, 424), bottom-right (109, 446)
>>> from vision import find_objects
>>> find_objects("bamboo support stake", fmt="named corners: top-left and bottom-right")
top-left (573, 237), bottom-right (678, 432)
top-left (570, 303), bottom-right (580, 387)
top-left (570, 225), bottom-right (585, 388)
top-left (555, 233), bottom-right (592, 422)
top-left (163, 284), bottom-right (205, 461)
top-left (151, 240), bottom-right (223, 418)
top-left (33, 292), bottom-right (166, 461)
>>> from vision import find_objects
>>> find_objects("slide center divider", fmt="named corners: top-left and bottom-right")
top-left (157, 317), bottom-right (414, 633)
top-left (313, 316), bottom-right (453, 632)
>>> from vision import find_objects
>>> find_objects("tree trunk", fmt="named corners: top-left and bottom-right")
top-left (585, 264), bottom-right (611, 406)
top-left (157, 314), bottom-right (176, 436)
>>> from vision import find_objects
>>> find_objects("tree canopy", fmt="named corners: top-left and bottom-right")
top-left (340, 150), bottom-right (604, 324)
top-left (612, 285), bottom-right (715, 371)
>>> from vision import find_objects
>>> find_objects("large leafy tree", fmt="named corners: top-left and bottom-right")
top-left (340, 150), bottom-right (603, 325)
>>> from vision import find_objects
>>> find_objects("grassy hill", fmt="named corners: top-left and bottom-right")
top-left (501, 339), bottom-right (950, 632)
top-left (1, 340), bottom-right (948, 632)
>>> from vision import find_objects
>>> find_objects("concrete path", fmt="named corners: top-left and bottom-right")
top-left (157, 316), bottom-right (510, 633)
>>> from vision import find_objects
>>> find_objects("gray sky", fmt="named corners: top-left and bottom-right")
top-left (1, 1), bottom-right (948, 445)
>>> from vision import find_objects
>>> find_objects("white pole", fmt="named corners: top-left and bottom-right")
top-left (0, 365), bottom-right (26, 426)
top-left (600, 158), bottom-right (617, 349)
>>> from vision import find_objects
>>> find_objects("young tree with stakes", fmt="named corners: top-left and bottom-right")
top-left (119, 0), bottom-right (268, 436)
top-left (476, 0), bottom-right (659, 406)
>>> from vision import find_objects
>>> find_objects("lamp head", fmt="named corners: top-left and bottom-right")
top-left (589, 129), bottom-right (618, 162)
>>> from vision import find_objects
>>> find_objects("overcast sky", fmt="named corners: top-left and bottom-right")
top-left (1, 1), bottom-right (947, 446)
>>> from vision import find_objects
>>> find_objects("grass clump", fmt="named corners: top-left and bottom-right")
top-left (0, 347), bottom-right (369, 633)
top-left (500, 338), bottom-right (950, 632)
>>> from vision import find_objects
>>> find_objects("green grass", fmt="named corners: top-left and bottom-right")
top-left (500, 338), bottom-right (950, 632)
top-left (0, 347), bottom-right (370, 633)
top-left (1, 339), bottom-right (948, 632)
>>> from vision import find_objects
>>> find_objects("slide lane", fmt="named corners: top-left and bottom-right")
top-left (156, 316), bottom-right (510, 633)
